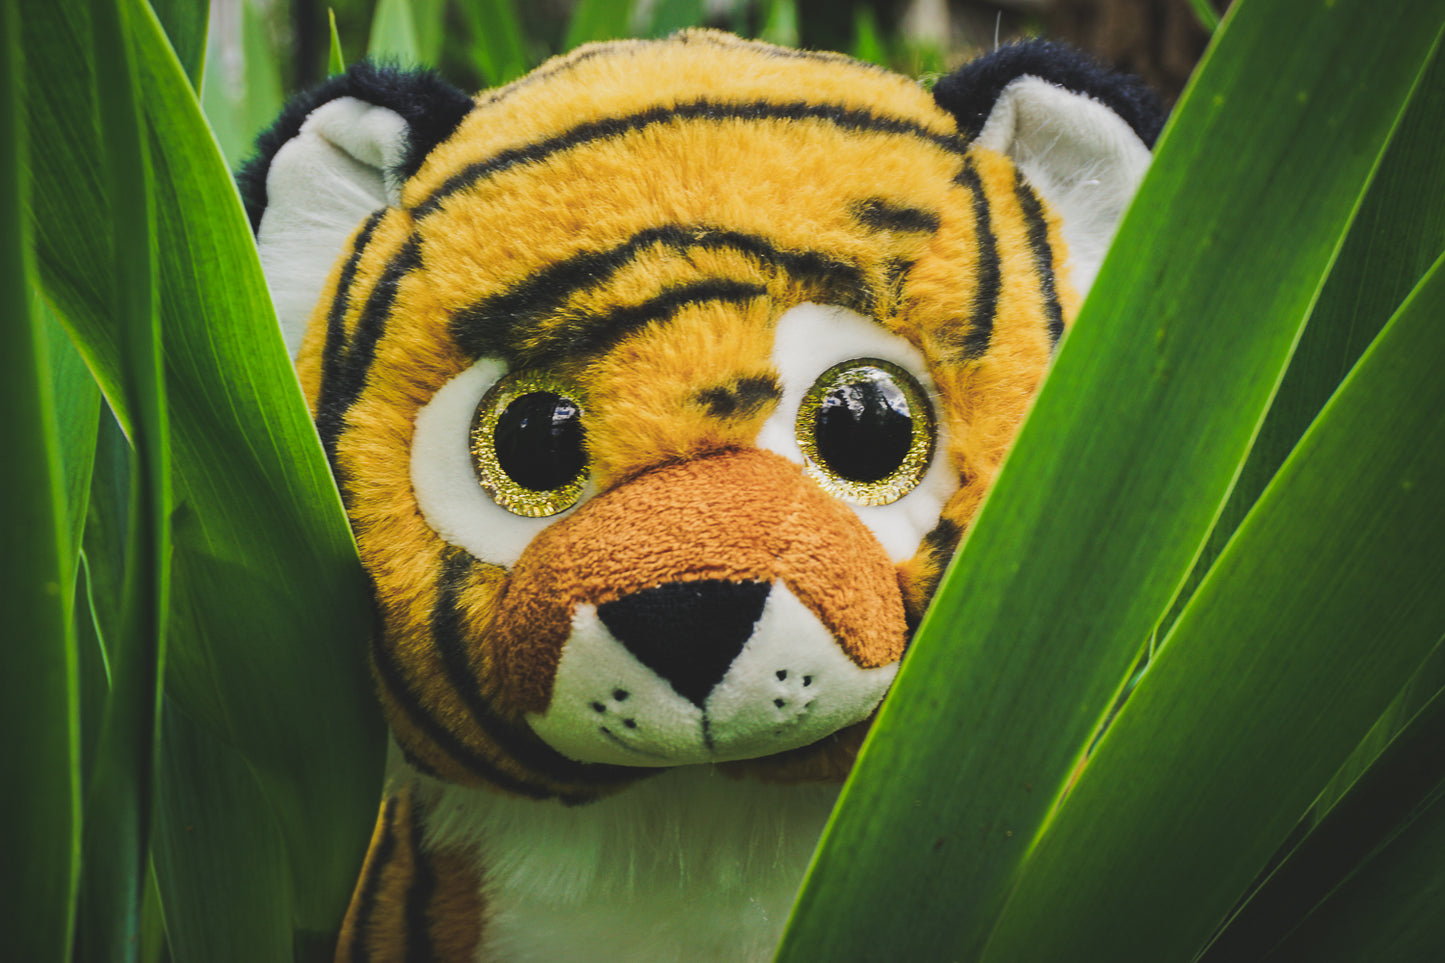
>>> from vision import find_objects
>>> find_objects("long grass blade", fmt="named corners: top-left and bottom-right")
top-left (462, 0), bottom-right (532, 85)
top-left (565, 0), bottom-right (634, 50)
top-left (328, 8), bottom-right (345, 75)
top-left (1258, 777), bottom-right (1445, 960)
top-left (26, 0), bottom-right (384, 951)
top-left (777, 1), bottom-right (1445, 959)
top-left (1164, 37), bottom-right (1445, 638)
top-left (44, 305), bottom-right (103, 558)
top-left (201, 0), bottom-right (284, 169)
top-left (153, 701), bottom-right (294, 963)
top-left (149, 0), bottom-right (207, 86)
top-left (73, 0), bottom-right (168, 956)
top-left (367, 0), bottom-right (421, 64)
top-left (1, 4), bottom-right (81, 955)
top-left (645, 0), bottom-right (706, 36)
top-left (983, 250), bottom-right (1445, 961)
top-left (1201, 639), bottom-right (1445, 960)
top-left (133, 0), bottom-right (385, 941)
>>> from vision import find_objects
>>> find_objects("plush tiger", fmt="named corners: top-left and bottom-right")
top-left (242, 29), bottom-right (1160, 962)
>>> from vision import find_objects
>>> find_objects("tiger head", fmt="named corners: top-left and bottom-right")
top-left (244, 31), bottom-right (1159, 803)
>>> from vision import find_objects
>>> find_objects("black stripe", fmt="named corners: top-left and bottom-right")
top-left (905, 517), bottom-right (964, 635)
top-left (956, 160), bottom-right (1001, 360)
top-left (369, 627), bottom-right (575, 801)
top-left (321, 210), bottom-right (386, 393)
top-left (571, 279), bottom-right (766, 359)
top-left (1014, 176), bottom-right (1066, 346)
top-left (695, 375), bottom-right (782, 419)
top-left (467, 278), bottom-right (768, 368)
top-left (403, 811), bottom-right (436, 963)
top-left (431, 547), bottom-right (644, 787)
top-left (851, 197), bottom-right (941, 234)
top-left (450, 225), bottom-right (868, 363)
top-left (412, 99), bottom-right (968, 220)
top-left (315, 236), bottom-right (422, 481)
top-left (349, 796), bottom-right (399, 963)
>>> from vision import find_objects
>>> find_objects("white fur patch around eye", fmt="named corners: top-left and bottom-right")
top-left (410, 358), bottom-right (591, 567)
top-left (760, 303), bottom-right (955, 563)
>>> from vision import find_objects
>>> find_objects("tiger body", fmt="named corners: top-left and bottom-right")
top-left (248, 29), bottom-right (1158, 962)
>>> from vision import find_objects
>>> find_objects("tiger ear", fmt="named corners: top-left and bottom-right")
top-left (933, 41), bottom-right (1164, 296)
top-left (238, 62), bottom-right (473, 357)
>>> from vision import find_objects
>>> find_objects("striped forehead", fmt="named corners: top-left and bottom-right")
top-left (384, 36), bottom-right (970, 367)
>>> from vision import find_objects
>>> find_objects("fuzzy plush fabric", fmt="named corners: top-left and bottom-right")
top-left (246, 28), bottom-right (1157, 962)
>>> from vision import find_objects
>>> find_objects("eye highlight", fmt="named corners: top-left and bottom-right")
top-left (795, 358), bottom-right (935, 506)
top-left (470, 370), bottom-right (588, 516)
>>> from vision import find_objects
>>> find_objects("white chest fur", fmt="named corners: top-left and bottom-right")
top-left (420, 767), bottom-right (841, 962)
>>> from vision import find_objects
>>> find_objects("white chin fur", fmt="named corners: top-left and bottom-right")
top-left (761, 303), bottom-right (954, 562)
top-left (421, 767), bottom-right (840, 963)
top-left (526, 582), bottom-right (897, 766)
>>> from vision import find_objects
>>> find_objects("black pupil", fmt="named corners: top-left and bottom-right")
top-left (815, 369), bottom-right (914, 483)
top-left (494, 392), bottom-right (585, 491)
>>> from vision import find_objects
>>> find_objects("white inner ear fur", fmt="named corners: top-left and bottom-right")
top-left (760, 303), bottom-right (955, 563)
top-left (975, 75), bottom-right (1152, 298)
top-left (256, 96), bottom-right (410, 358)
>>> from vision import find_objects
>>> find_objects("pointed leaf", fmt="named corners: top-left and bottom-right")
top-left (983, 251), bottom-right (1445, 961)
top-left (1, 3), bottom-right (81, 955)
top-left (779, 1), bottom-right (1445, 959)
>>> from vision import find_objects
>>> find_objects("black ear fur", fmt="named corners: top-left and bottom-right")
top-left (237, 61), bottom-right (473, 233)
top-left (933, 40), bottom-right (1165, 148)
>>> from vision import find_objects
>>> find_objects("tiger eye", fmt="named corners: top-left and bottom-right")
top-left (471, 371), bottom-right (589, 516)
top-left (494, 392), bottom-right (586, 491)
top-left (815, 375), bottom-right (914, 483)
top-left (795, 358), bottom-right (934, 506)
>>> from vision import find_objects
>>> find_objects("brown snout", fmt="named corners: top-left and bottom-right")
top-left (490, 448), bottom-right (908, 713)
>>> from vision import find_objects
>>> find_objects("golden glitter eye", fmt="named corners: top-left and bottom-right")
top-left (470, 371), bottom-right (588, 517)
top-left (795, 358), bottom-right (935, 506)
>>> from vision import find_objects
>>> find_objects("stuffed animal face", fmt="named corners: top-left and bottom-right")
top-left (245, 31), bottom-right (1159, 803)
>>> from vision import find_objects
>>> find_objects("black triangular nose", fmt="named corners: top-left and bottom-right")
top-left (597, 580), bottom-right (770, 707)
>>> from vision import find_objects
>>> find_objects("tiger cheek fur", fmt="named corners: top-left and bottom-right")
top-left (250, 27), bottom-right (1161, 962)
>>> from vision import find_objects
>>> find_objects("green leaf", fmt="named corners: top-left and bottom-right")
top-left (1165, 32), bottom-right (1445, 640)
top-left (758, 0), bottom-right (799, 48)
top-left (150, 0), bottom-right (208, 87)
top-left (777, 1), bottom-right (1445, 959)
top-left (133, 0), bottom-right (386, 938)
top-left (1200, 638), bottom-right (1445, 959)
top-left (73, 0), bottom-right (167, 957)
top-left (1258, 777), bottom-right (1445, 960)
top-left (646, 0), bottom-right (706, 37)
top-left (1188, 0), bottom-right (1222, 33)
top-left (411, 0), bottom-right (448, 65)
top-left (26, 0), bottom-right (384, 950)
top-left (984, 251), bottom-right (1445, 961)
top-left (200, 0), bottom-right (284, 170)
top-left (565, 0), bottom-right (634, 50)
top-left (153, 701), bottom-right (294, 963)
top-left (460, 0), bottom-right (531, 86)
top-left (850, 5), bottom-right (887, 67)
top-left (367, 0), bottom-right (421, 65)
top-left (0, 3), bottom-right (81, 956)
top-left (328, 8), bottom-right (345, 76)
top-left (44, 300), bottom-right (103, 565)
